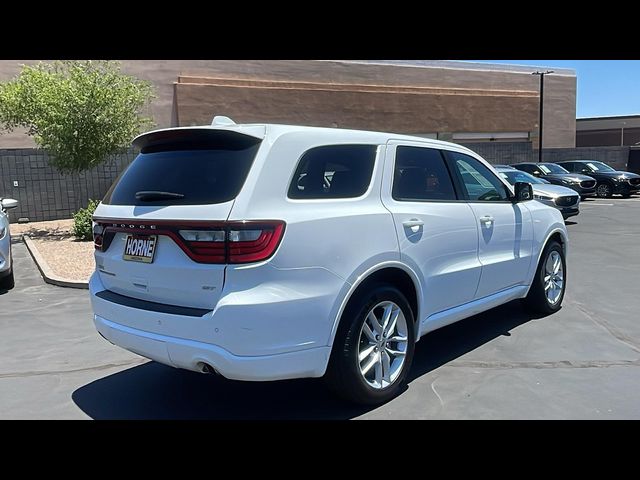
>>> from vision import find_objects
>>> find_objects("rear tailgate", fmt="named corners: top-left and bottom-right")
top-left (93, 128), bottom-right (263, 310)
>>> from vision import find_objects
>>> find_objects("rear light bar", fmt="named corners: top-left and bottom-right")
top-left (92, 218), bottom-right (285, 264)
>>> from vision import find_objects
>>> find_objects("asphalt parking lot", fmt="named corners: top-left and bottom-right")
top-left (1, 196), bottom-right (640, 419)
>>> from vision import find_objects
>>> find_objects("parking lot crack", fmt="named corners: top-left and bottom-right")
top-left (447, 359), bottom-right (640, 370)
top-left (570, 300), bottom-right (640, 354)
top-left (0, 359), bottom-right (148, 379)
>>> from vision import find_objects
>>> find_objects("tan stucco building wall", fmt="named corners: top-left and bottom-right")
top-left (0, 60), bottom-right (576, 149)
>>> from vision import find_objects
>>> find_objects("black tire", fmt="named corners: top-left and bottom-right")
top-left (580, 196), bottom-right (587, 201)
top-left (325, 284), bottom-right (416, 405)
top-left (596, 182), bottom-right (613, 198)
top-left (0, 268), bottom-right (14, 291)
top-left (621, 193), bottom-right (631, 198)
top-left (523, 241), bottom-right (566, 315)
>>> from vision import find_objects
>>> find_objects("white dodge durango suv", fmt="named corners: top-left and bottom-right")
top-left (90, 117), bottom-right (568, 404)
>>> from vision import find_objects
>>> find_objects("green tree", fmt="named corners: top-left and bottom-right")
top-left (0, 60), bottom-right (155, 173)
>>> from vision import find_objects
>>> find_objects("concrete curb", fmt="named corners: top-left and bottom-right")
top-left (22, 235), bottom-right (89, 289)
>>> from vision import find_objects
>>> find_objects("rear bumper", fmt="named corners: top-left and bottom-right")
top-left (94, 314), bottom-right (330, 381)
top-left (89, 264), bottom-right (344, 381)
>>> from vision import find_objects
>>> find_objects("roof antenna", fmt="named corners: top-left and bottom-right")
top-left (211, 115), bottom-right (236, 126)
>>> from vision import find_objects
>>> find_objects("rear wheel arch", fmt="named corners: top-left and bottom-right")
top-left (329, 264), bottom-right (421, 348)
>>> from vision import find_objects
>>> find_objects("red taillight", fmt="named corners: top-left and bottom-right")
top-left (93, 223), bottom-right (104, 250)
top-left (228, 222), bottom-right (285, 264)
top-left (92, 219), bottom-right (285, 264)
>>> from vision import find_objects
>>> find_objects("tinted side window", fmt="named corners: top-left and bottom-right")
top-left (560, 162), bottom-right (575, 172)
top-left (517, 164), bottom-right (535, 174)
top-left (288, 145), bottom-right (377, 199)
top-left (392, 146), bottom-right (456, 201)
top-left (449, 152), bottom-right (510, 202)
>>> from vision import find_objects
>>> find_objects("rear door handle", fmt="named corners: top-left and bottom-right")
top-left (479, 215), bottom-right (494, 225)
top-left (402, 219), bottom-right (424, 227)
top-left (403, 219), bottom-right (424, 232)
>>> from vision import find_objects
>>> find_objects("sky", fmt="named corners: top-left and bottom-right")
top-left (461, 60), bottom-right (640, 118)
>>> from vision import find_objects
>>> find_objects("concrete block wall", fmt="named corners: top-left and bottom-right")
top-left (0, 149), bottom-right (135, 224)
top-left (0, 143), bottom-right (632, 224)
top-left (461, 142), bottom-right (630, 170)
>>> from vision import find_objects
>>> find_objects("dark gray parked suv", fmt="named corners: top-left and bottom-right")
top-left (512, 162), bottom-right (596, 200)
top-left (555, 160), bottom-right (640, 198)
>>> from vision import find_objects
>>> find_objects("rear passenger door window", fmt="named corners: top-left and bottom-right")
top-left (288, 144), bottom-right (377, 199)
top-left (448, 151), bottom-right (510, 202)
top-left (392, 146), bottom-right (457, 201)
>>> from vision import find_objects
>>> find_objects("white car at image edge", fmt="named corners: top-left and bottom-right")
top-left (0, 197), bottom-right (19, 290)
top-left (90, 117), bottom-right (568, 404)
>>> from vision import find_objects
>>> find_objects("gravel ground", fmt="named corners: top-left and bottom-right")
top-left (10, 219), bottom-right (95, 282)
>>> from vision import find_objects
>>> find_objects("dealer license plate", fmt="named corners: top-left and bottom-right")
top-left (123, 235), bottom-right (157, 263)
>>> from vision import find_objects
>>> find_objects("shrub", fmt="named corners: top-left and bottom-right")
top-left (72, 199), bottom-right (100, 241)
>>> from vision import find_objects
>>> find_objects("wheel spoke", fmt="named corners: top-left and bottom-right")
top-left (381, 303), bottom-right (393, 331)
top-left (361, 353), bottom-right (378, 376)
top-left (385, 346), bottom-right (406, 357)
top-left (553, 256), bottom-right (561, 274)
top-left (367, 311), bottom-right (382, 335)
top-left (388, 335), bottom-right (408, 343)
top-left (384, 309), bottom-right (400, 338)
top-left (545, 280), bottom-right (552, 291)
top-left (362, 321), bottom-right (376, 342)
top-left (359, 344), bottom-right (376, 362)
top-left (374, 355), bottom-right (383, 385)
top-left (381, 351), bottom-right (391, 385)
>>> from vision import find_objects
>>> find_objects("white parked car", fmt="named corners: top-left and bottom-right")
top-left (90, 118), bottom-right (568, 404)
top-left (495, 166), bottom-right (580, 220)
top-left (0, 197), bottom-right (19, 290)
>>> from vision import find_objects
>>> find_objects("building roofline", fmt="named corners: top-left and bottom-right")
top-left (577, 114), bottom-right (640, 121)
top-left (331, 60), bottom-right (576, 76)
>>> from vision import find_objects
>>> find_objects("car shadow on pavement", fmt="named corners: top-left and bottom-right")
top-left (72, 300), bottom-right (542, 420)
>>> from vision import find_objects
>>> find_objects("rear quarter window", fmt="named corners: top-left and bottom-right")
top-left (288, 144), bottom-right (377, 199)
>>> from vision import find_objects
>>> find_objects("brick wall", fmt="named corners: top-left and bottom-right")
top-left (0, 149), bottom-right (135, 223)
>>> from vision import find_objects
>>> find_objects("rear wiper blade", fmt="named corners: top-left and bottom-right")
top-left (135, 191), bottom-right (185, 201)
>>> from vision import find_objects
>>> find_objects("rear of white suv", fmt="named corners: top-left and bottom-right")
top-left (91, 121), bottom-right (568, 405)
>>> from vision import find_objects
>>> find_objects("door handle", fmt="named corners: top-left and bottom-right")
top-left (479, 215), bottom-right (494, 226)
top-left (403, 219), bottom-right (424, 232)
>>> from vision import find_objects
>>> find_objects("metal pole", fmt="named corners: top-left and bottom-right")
top-left (532, 70), bottom-right (554, 163)
top-left (538, 73), bottom-right (544, 163)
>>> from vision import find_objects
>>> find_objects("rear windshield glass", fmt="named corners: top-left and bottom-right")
top-left (103, 134), bottom-right (261, 206)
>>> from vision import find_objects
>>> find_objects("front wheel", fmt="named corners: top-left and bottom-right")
top-left (523, 241), bottom-right (566, 315)
top-left (596, 182), bottom-right (613, 198)
top-left (325, 284), bottom-right (416, 405)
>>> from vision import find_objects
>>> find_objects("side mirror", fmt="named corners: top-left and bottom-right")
top-left (581, 169), bottom-right (591, 174)
top-left (1, 198), bottom-right (18, 210)
top-left (533, 171), bottom-right (541, 176)
top-left (513, 182), bottom-right (533, 202)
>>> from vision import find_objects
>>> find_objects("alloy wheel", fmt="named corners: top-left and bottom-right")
top-left (357, 301), bottom-right (409, 389)
top-left (544, 250), bottom-right (564, 305)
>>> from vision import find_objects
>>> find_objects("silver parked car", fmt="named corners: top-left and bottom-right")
top-left (495, 166), bottom-right (580, 220)
top-left (0, 197), bottom-right (19, 290)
